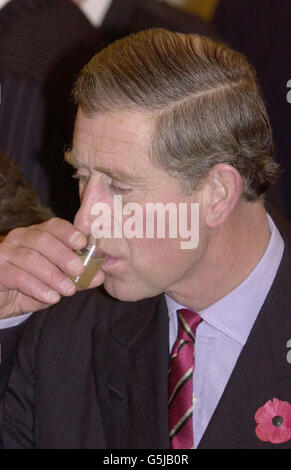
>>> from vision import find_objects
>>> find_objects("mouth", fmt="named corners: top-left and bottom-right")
top-left (95, 248), bottom-right (122, 269)
top-left (103, 255), bottom-right (120, 267)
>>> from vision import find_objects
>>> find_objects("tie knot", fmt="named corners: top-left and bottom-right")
top-left (177, 308), bottom-right (201, 343)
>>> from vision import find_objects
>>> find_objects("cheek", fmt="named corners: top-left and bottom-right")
top-left (127, 236), bottom-right (184, 274)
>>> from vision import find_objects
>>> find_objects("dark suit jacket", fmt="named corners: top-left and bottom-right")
top-left (102, 0), bottom-right (217, 42)
top-left (0, 218), bottom-right (290, 449)
top-left (214, 0), bottom-right (291, 219)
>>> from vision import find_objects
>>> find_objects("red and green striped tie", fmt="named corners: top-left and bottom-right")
top-left (168, 308), bottom-right (202, 449)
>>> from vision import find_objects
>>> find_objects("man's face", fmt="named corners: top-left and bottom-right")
top-left (70, 109), bottom-right (206, 301)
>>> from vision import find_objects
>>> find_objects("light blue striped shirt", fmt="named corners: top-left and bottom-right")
top-left (166, 214), bottom-right (284, 447)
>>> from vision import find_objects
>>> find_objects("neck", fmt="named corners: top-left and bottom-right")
top-left (166, 200), bottom-right (271, 311)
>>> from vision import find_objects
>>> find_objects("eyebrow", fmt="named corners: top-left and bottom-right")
top-left (64, 149), bottom-right (147, 185)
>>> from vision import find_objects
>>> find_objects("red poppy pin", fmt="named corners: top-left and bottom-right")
top-left (254, 398), bottom-right (291, 444)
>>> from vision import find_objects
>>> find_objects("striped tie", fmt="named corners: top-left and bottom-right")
top-left (168, 308), bottom-right (201, 449)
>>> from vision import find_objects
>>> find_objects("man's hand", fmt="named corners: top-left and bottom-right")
top-left (0, 218), bottom-right (104, 319)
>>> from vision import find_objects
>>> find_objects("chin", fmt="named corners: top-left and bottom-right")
top-left (103, 277), bottom-right (158, 303)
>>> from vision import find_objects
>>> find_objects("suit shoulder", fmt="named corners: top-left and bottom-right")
top-left (25, 287), bottom-right (116, 333)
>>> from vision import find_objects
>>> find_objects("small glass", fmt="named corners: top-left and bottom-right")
top-left (72, 236), bottom-right (106, 290)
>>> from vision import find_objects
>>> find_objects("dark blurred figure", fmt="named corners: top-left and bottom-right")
top-left (214, 0), bottom-right (291, 219)
top-left (0, 0), bottom-right (103, 220)
top-left (0, 150), bottom-right (53, 239)
top-left (0, 0), bottom-right (216, 221)
top-left (101, 0), bottom-right (216, 41)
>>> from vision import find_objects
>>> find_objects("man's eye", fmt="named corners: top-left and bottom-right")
top-left (109, 182), bottom-right (131, 194)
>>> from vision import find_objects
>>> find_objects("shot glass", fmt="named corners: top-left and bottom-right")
top-left (72, 236), bottom-right (106, 290)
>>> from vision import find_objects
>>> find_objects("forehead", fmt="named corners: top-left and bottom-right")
top-left (70, 109), bottom-right (154, 173)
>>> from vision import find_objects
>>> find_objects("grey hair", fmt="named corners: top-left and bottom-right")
top-left (73, 28), bottom-right (280, 200)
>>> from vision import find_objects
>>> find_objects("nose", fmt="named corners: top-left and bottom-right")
top-left (74, 175), bottom-right (106, 235)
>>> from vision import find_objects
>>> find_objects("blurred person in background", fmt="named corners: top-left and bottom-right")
top-left (0, 0), bottom-right (216, 221)
top-left (0, 0), bottom-right (101, 220)
top-left (91, 0), bottom-right (216, 41)
top-left (214, 0), bottom-right (291, 219)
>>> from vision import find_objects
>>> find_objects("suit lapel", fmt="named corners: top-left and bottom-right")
top-left (92, 293), bottom-right (170, 449)
top-left (199, 241), bottom-right (291, 448)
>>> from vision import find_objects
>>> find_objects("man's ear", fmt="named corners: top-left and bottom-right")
top-left (203, 163), bottom-right (244, 229)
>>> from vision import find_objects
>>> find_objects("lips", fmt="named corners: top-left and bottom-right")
top-left (94, 244), bottom-right (123, 271)
top-left (103, 255), bottom-right (120, 267)
top-left (95, 247), bottom-right (120, 266)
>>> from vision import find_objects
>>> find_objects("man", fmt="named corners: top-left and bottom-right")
top-left (0, 29), bottom-right (290, 449)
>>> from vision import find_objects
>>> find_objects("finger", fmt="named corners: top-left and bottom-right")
top-left (0, 263), bottom-right (61, 306)
top-left (5, 227), bottom-right (85, 279)
top-left (6, 245), bottom-right (78, 296)
top-left (7, 217), bottom-right (87, 252)
top-left (36, 217), bottom-right (87, 249)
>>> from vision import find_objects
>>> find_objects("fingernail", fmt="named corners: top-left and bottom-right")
top-left (60, 279), bottom-right (76, 295)
top-left (70, 232), bottom-right (86, 248)
top-left (46, 290), bottom-right (60, 303)
top-left (68, 258), bottom-right (84, 274)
